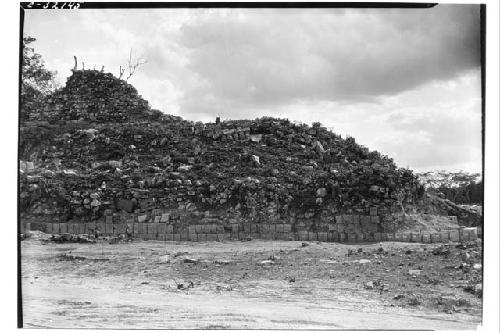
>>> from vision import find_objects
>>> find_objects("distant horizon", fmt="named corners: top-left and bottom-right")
top-left (24, 5), bottom-right (483, 174)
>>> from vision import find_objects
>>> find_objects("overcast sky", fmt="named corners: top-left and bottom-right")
top-left (24, 5), bottom-right (482, 173)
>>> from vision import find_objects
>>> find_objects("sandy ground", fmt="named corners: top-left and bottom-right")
top-left (20, 238), bottom-right (482, 329)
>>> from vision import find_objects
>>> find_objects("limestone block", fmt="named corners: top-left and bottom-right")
top-left (411, 232), bottom-right (422, 243)
top-left (138, 224), bottom-right (147, 234)
top-left (464, 227), bottom-right (478, 240)
top-left (46, 223), bottom-right (53, 234)
top-left (114, 224), bottom-right (126, 234)
top-left (298, 231), bottom-right (308, 241)
top-left (197, 233), bottom-right (207, 241)
top-left (422, 232), bottom-right (431, 243)
top-left (188, 225), bottom-right (196, 234)
top-left (339, 232), bottom-right (347, 242)
top-left (459, 228), bottom-right (469, 242)
top-left (189, 233), bottom-right (198, 241)
top-left (96, 223), bottom-right (106, 234)
top-left (157, 224), bottom-right (166, 234)
top-left (137, 215), bottom-right (148, 223)
top-left (106, 216), bottom-right (113, 224)
top-left (207, 234), bottom-right (218, 242)
top-left (430, 233), bottom-right (441, 243)
top-left (370, 216), bottom-right (380, 224)
top-left (318, 232), bottom-right (328, 242)
top-left (166, 225), bottom-right (174, 234)
top-left (449, 230), bottom-right (460, 242)
top-left (401, 233), bottom-right (411, 242)
top-left (335, 215), bottom-right (343, 224)
top-left (347, 233), bottom-right (357, 242)
top-left (386, 233), bottom-right (395, 241)
top-left (52, 223), bottom-right (60, 234)
top-left (440, 231), bottom-right (450, 242)
top-left (283, 224), bottom-right (292, 233)
top-left (308, 232), bottom-right (318, 241)
top-left (160, 213), bottom-right (170, 223)
top-left (146, 223), bottom-right (156, 235)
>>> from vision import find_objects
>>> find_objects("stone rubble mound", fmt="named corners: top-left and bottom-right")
top-left (19, 70), bottom-right (477, 239)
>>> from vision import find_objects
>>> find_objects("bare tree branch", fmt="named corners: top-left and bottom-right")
top-left (124, 48), bottom-right (147, 82)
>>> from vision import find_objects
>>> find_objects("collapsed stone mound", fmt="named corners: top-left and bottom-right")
top-left (19, 70), bottom-right (477, 240)
top-left (30, 70), bottom-right (169, 123)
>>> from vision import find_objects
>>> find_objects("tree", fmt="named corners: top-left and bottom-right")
top-left (21, 36), bottom-right (58, 121)
top-left (118, 49), bottom-right (147, 82)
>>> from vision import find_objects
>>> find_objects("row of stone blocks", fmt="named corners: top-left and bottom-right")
top-left (100, 211), bottom-right (381, 224)
top-left (23, 222), bottom-right (479, 243)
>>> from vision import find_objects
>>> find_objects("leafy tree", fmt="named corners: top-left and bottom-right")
top-left (20, 36), bottom-right (58, 121)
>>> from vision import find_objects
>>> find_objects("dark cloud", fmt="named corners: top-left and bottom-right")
top-left (175, 5), bottom-right (480, 115)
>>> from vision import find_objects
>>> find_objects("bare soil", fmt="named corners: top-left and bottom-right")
top-left (21, 237), bottom-right (482, 329)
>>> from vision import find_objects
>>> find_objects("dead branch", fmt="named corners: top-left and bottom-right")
top-left (119, 65), bottom-right (125, 79)
top-left (73, 56), bottom-right (77, 71)
top-left (125, 49), bottom-right (147, 82)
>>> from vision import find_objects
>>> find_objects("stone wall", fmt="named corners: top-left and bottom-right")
top-left (23, 216), bottom-right (477, 244)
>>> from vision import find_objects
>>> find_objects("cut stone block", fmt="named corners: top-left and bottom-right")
top-left (138, 224), bottom-right (147, 234)
top-left (114, 224), bottom-right (126, 234)
top-left (105, 216), bottom-right (113, 224)
top-left (189, 233), bottom-right (197, 241)
top-left (440, 231), bottom-right (450, 242)
top-left (449, 230), bottom-right (460, 242)
top-left (105, 224), bottom-right (113, 235)
top-left (318, 232), bottom-right (328, 242)
top-left (59, 223), bottom-right (68, 234)
top-left (52, 223), bottom-right (60, 234)
top-left (45, 223), bottom-right (53, 234)
top-left (166, 225), bottom-right (174, 234)
top-left (137, 215), bottom-right (148, 223)
top-left (207, 234), bottom-right (218, 242)
top-left (298, 231), bottom-right (308, 241)
top-left (157, 224), bottom-right (166, 234)
top-left (231, 224), bottom-right (239, 233)
top-left (430, 233), bottom-right (441, 243)
top-left (283, 224), bottom-right (292, 233)
top-left (347, 233), bottom-right (357, 242)
top-left (133, 223), bottom-right (140, 234)
top-left (464, 227), bottom-right (478, 240)
top-left (422, 233), bottom-right (431, 243)
top-left (411, 232), bottom-right (422, 242)
top-left (197, 233), bottom-right (207, 241)
top-left (160, 213), bottom-right (170, 223)
top-left (308, 232), bottom-right (318, 241)
top-left (275, 224), bottom-right (284, 233)
top-left (188, 225), bottom-right (196, 234)
top-left (370, 216), bottom-right (380, 224)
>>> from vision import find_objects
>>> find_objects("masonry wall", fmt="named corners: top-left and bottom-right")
top-left (22, 210), bottom-right (477, 243)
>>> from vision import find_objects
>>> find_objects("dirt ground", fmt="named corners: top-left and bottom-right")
top-left (20, 236), bottom-right (483, 329)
